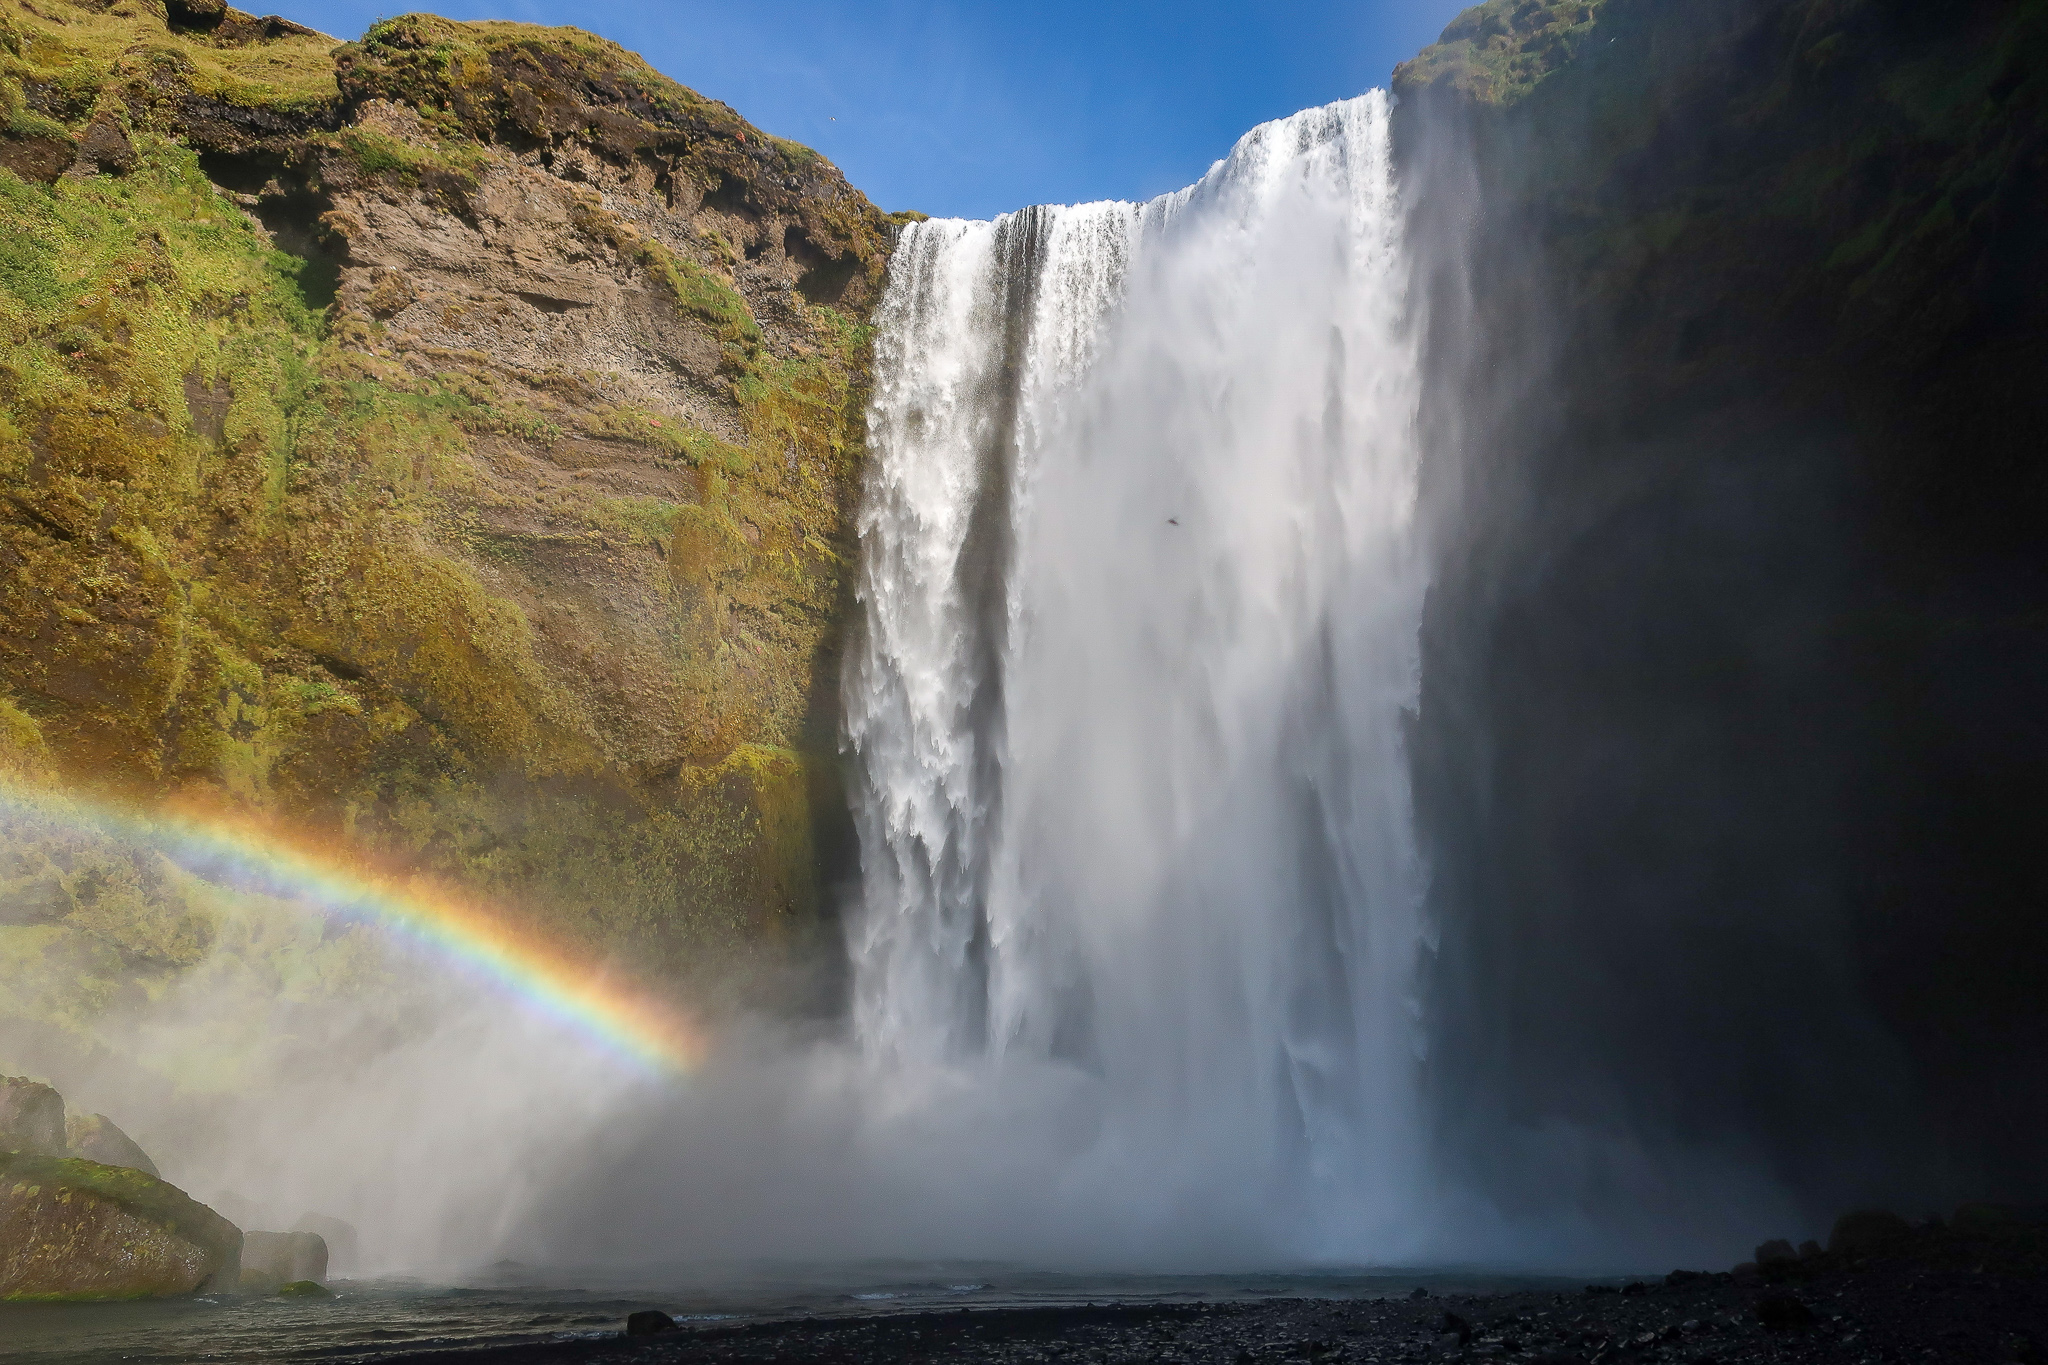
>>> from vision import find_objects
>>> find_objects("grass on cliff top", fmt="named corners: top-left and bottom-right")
top-left (344, 14), bottom-right (727, 133)
top-left (338, 13), bottom-right (843, 175)
top-left (1394, 0), bottom-right (1610, 106)
top-left (0, 0), bottom-right (337, 120)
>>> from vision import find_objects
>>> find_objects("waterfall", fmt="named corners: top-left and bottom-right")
top-left (846, 91), bottom-right (1429, 1260)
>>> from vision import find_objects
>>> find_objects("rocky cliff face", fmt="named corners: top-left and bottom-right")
top-left (1396, 0), bottom-right (2047, 1232)
top-left (0, 2), bottom-right (901, 1030)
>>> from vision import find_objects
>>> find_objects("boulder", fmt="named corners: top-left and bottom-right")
top-left (0, 1151), bottom-right (240, 1300)
top-left (241, 1229), bottom-right (327, 1289)
top-left (67, 113), bottom-right (135, 178)
top-left (0, 1076), bottom-right (65, 1154)
top-left (1955, 1202), bottom-right (2046, 1231)
top-left (1753, 1238), bottom-right (1798, 1268)
top-left (627, 1310), bottom-right (678, 1336)
top-left (64, 1113), bottom-right (160, 1178)
top-left (292, 1212), bottom-right (359, 1275)
top-left (164, 0), bottom-right (227, 27)
top-left (1828, 1208), bottom-right (1913, 1257)
top-left (0, 134), bottom-right (76, 186)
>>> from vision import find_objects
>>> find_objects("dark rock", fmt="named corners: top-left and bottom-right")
top-left (1829, 1209), bottom-right (1912, 1256)
top-left (70, 113), bottom-right (136, 176)
top-left (1797, 1240), bottom-right (1823, 1259)
top-left (278, 1279), bottom-right (331, 1297)
top-left (0, 134), bottom-right (77, 186)
top-left (627, 1310), bottom-right (677, 1336)
top-left (241, 1230), bottom-right (327, 1288)
top-left (1955, 1202), bottom-right (2037, 1231)
top-left (1441, 1311), bottom-right (1472, 1345)
top-left (292, 1213), bottom-right (359, 1275)
top-left (1753, 1239), bottom-right (1797, 1268)
top-left (1754, 1294), bottom-right (1816, 1329)
top-left (1410, 1287), bottom-right (1430, 1299)
top-left (1664, 1269), bottom-right (1704, 1286)
top-left (165, 0), bottom-right (227, 29)
top-left (64, 1112), bottom-right (159, 1178)
top-left (0, 1076), bottom-right (65, 1154)
top-left (1620, 1281), bottom-right (1647, 1296)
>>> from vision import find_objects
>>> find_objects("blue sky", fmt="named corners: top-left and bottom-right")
top-left (277, 1), bottom-right (1473, 219)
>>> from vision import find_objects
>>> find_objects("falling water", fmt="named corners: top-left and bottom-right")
top-left (846, 92), bottom-right (1431, 1261)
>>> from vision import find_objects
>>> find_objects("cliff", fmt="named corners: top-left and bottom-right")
top-left (1395, 0), bottom-right (2048, 1232)
top-left (0, 1), bottom-right (901, 1026)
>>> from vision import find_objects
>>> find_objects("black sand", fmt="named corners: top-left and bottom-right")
top-left (365, 1218), bottom-right (2048, 1365)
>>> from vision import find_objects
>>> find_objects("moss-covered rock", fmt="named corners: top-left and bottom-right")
top-left (1392, 0), bottom-right (1610, 106)
top-left (240, 1227), bottom-right (325, 1287)
top-left (64, 1111), bottom-right (159, 1177)
top-left (0, 1075), bottom-right (64, 1153)
top-left (0, 1149), bottom-right (240, 1300)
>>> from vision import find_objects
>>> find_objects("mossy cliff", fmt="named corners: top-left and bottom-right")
top-left (1395, 0), bottom-right (2048, 1226)
top-left (0, 0), bottom-right (901, 1027)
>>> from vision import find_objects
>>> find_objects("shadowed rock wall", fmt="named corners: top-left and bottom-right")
top-left (1398, 0), bottom-right (2048, 1240)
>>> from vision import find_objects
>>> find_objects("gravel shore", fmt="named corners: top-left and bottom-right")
top-left (366, 1216), bottom-right (2047, 1365)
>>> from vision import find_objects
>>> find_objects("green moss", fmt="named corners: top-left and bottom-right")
top-left (569, 200), bottom-right (760, 348)
top-left (587, 495), bottom-right (681, 545)
top-left (768, 135), bottom-right (820, 169)
top-left (1394, 0), bottom-right (1610, 106)
top-left (320, 123), bottom-right (488, 196)
top-left (0, 1150), bottom-right (239, 1261)
top-left (0, 1), bottom-right (337, 122)
top-left (335, 14), bottom-right (725, 147)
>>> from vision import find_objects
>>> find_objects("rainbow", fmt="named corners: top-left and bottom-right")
top-left (0, 775), bottom-right (706, 1076)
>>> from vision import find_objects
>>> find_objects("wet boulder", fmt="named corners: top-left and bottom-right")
top-left (64, 1112), bottom-right (160, 1178)
top-left (1829, 1209), bottom-right (1912, 1257)
top-left (1754, 1238), bottom-right (1797, 1267)
top-left (0, 1077), bottom-right (66, 1154)
top-left (627, 1310), bottom-right (678, 1336)
top-left (292, 1212), bottom-right (359, 1275)
top-left (240, 1230), bottom-right (327, 1291)
top-left (0, 1151), bottom-right (241, 1300)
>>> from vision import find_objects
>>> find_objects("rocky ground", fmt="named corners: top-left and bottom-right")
top-left (369, 1217), bottom-right (2048, 1365)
